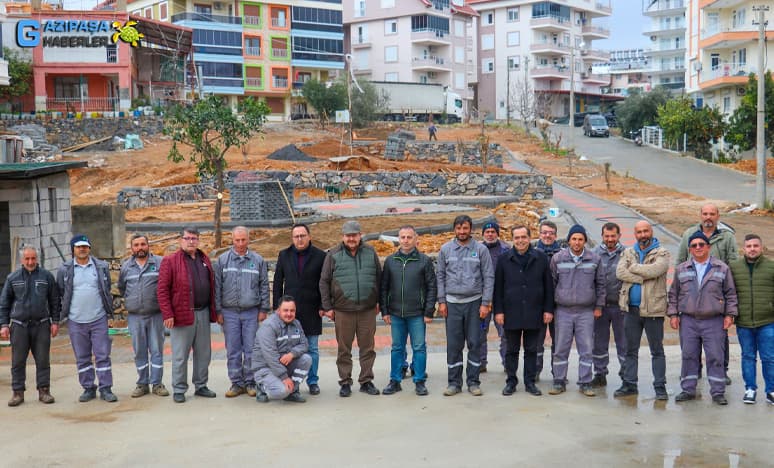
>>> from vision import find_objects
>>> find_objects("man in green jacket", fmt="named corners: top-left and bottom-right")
top-left (380, 226), bottom-right (437, 396)
top-left (729, 234), bottom-right (774, 405)
top-left (320, 220), bottom-right (382, 398)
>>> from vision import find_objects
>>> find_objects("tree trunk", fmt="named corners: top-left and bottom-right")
top-left (213, 159), bottom-right (225, 248)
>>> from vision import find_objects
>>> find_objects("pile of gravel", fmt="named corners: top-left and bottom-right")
top-left (267, 144), bottom-right (317, 162)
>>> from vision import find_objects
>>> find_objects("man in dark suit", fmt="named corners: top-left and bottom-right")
top-left (273, 223), bottom-right (327, 395)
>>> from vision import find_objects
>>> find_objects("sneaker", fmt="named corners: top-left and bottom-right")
top-left (256, 390), bottom-right (269, 403)
top-left (194, 386), bottom-right (216, 398)
top-left (173, 393), bottom-right (186, 403)
top-left (339, 384), bottom-right (352, 398)
top-left (382, 380), bottom-right (402, 395)
top-left (712, 394), bottom-right (728, 406)
top-left (308, 384), bottom-right (320, 395)
top-left (614, 384), bottom-right (638, 398)
top-left (468, 385), bottom-right (483, 396)
top-left (225, 385), bottom-right (245, 398)
top-left (579, 384), bottom-right (596, 397)
top-left (283, 391), bottom-right (306, 403)
top-left (131, 385), bottom-right (150, 398)
top-left (415, 381), bottom-right (429, 396)
top-left (767, 392), bottom-right (774, 405)
top-left (548, 383), bottom-right (566, 395)
top-left (590, 374), bottom-right (607, 388)
top-left (245, 384), bottom-right (257, 397)
top-left (359, 382), bottom-right (380, 395)
top-left (743, 389), bottom-right (756, 404)
top-left (99, 387), bottom-right (118, 403)
top-left (675, 391), bottom-right (696, 402)
top-left (151, 384), bottom-right (170, 397)
top-left (443, 385), bottom-right (461, 396)
top-left (654, 387), bottom-right (668, 401)
top-left (79, 388), bottom-right (97, 403)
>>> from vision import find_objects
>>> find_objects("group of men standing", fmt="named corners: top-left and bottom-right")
top-left (1, 203), bottom-right (773, 406)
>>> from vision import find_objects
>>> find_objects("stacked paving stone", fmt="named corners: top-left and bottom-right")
top-left (229, 174), bottom-right (294, 221)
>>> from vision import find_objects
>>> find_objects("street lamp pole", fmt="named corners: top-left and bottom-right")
top-left (569, 47), bottom-right (575, 149)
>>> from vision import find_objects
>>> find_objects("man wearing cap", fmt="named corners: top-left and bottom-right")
top-left (676, 203), bottom-right (738, 384)
top-left (614, 220), bottom-right (670, 400)
top-left (320, 220), bottom-right (382, 397)
top-left (273, 223), bottom-right (327, 395)
top-left (437, 215), bottom-right (494, 397)
top-left (668, 231), bottom-right (738, 405)
top-left (591, 222), bottom-right (627, 388)
top-left (118, 234), bottom-right (169, 398)
top-left (0, 246), bottom-right (59, 406)
top-left (548, 224), bottom-right (605, 397)
top-left (158, 227), bottom-right (218, 403)
top-left (532, 220), bottom-right (566, 381)
top-left (479, 221), bottom-right (509, 373)
top-left (57, 235), bottom-right (117, 403)
top-left (215, 226), bottom-right (270, 398)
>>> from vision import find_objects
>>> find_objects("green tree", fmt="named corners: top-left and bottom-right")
top-left (726, 72), bottom-right (774, 154)
top-left (301, 78), bottom-right (346, 128)
top-left (0, 48), bottom-right (32, 113)
top-left (165, 95), bottom-right (270, 247)
top-left (350, 80), bottom-right (387, 128)
top-left (657, 97), bottom-right (726, 159)
top-left (616, 87), bottom-right (670, 136)
top-left (657, 97), bottom-right (694, 147)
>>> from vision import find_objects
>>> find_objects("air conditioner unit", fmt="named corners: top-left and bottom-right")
top-left (692, 61), bottom-right (702, 71)
top-left (737, 87), bottom-right (746, 96)
top-left (213, 2), bottom-right (223, 10)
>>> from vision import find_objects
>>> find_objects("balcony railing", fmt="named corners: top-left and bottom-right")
top-left (273, 77), bottom-right (289, 88)
top-left (531, 41), bottom-right (571, 53)
top-left (411, 29), bottom-right (450, 42)
top-left (244, 15), bottom-right (260, 26)
top-left (645, 0), bottom-right (685, 13)
top-left (658, 82), bottom-right (686, 90)
top-left (412, 56), bottom-right (448, 66)
top-left (530, 15), bottom-right (571, 29)
top-left (530, 66), bottom-right (570, 78)
top-left (45, 97), bottom-right (120, 113)
top-left (246, 77), bottom-right (262, 87)
top-left (272, 48), bottom-right (288, 58)
top-left (353, 35), bottom-right (370, 45)
top-left (271, 17), bottom-right (287, 28)
top-left (245, 46), bottom-right (260, 56)
top-left (594, 2), bottom-right (612, 14)
top-left (704, 62), bottom-right (752, 81)
top-left (701, 22), bottom-right (756, 40)
top-left (582, 25), bottom-right (610, 37)
top-left (171, 12), bottom-right (242, 25)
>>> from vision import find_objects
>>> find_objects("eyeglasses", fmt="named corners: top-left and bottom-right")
top-left (182, 237), bottom-right (199, 242)
top-left (689, 242), bottom-right (707, 249)
top-left (540, 230), bottom-right (557, 236)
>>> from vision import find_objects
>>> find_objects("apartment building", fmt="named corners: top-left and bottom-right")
top-left (686, 0), bottom-right (774, 115)
top-left (343, 0), bottom-right (479, 113)
top-left (469, 0), bottom-right (615, 121)
top-left (643, 0), bottom-right (686, 93)
top-left (594, 48), bottom-right (653, 97)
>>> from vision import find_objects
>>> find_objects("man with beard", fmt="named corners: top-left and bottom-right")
top-left (728, 234), bottom-right (774, 405)
top-left (320, 220), bottom-right (382, 397)
top-left (676, 203), bottom-right (738, 385)
top-left (479, 221), bottom-right (509, 373)
top-left (614, 221), bottom-right (670, 400)
top-left (118, 234), bottom-right (169, 398)
top-left (437, 215), bottom-right (494, 396)
top-left (532, 220), bottom-right (566, 381)
top-left (548, 225), bottom-right (604, 397)
top-left (273, 224), bottom-right (326, 395)
top-left (591, 223), bottom-right (627, 388)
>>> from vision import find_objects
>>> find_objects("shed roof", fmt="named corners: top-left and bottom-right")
top-left (0, 162), bottom-right (88, 180)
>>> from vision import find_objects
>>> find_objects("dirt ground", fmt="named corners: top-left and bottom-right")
top-left (65, 120), bottom-right (774, 256)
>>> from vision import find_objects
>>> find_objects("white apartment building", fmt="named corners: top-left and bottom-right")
top-left (343, 0), bottom-right (479, 111)
top-left (469, 0), bottom-right (614, 121)
top-left (643, 0), bottom-right (686, 93)
top-left (594, 48), bottom-right (653, 97)
top-left (686, 0), bottom-right (774, 116)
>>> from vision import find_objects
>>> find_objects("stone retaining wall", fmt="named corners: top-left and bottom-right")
top-left (384, 141), bottom-right (504, 167)
top-left (117, 184), bottom-right (215, 210)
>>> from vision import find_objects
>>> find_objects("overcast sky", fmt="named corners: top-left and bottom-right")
top-left (596, 0), bottom-right (650, 51)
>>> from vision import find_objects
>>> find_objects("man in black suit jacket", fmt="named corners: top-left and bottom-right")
top-left (273, 223), bottom-right (327, 395)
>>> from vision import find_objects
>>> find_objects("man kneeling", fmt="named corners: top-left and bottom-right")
top-left (252, 295), bottom-right (312, 403)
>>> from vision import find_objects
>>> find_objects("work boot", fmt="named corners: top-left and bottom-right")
top-left (654, 386), bottom-right (669, 401)
top-left (245, 384), bottom-right (258, 397)
top-left (283, 391), bottom-right (306, 403)
top-left (443, 385), bottom-right (461, 396)
top-left (359, 382), bottom-right (380, 395)
top-left (712, 394), bottom-right (728, 406)
top-left (308, 384), bottom-right (320, 395)
top-left (151, 384), bottom-right (170, 397)
top-left (579, 384), bottom-right (596, 397)
top-left (415, 381), bottom-right (429, 396)
top-left (38, 387), bottom-right (55, 404)
top-left (548, 383), bottom-right (566, 395)
top-left (194, 386), bottom-right (216, 398)
top-left (131, 384), bottom-right (150, 398)
top-left (99, 387), bottom-right (118, 403)
top-left (79, 387), bottom-right (97, 403)
top-left (525, 383), bottom-right (542, 396)
top-left (339, 384), bottom-right (352, 398)
top-left (502, 383), bottom-right (516, 396)
top-left (614, 383), bottom-right (638, 398)
top-left (675, 391), bottom-right (696, 402)
top-left (7, 391), bottom-right (24, 407)
top-left (590, 374), bottom-right (607, 388)
top-left (479, 365), bottom-right (488, 374)
top-left (225, 385), bottom-right (245, 398)
top-left (382, 380), bottom-right (402, 395)
top-left (256, 386), bottom-right (269, 403)
top-left (468, 385), bottom-right (483, 396)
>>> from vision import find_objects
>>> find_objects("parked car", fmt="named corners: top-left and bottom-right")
top-left (604, 112), bottom-right (617, 128)
top-left (583, 114), bottom-right (610, 137)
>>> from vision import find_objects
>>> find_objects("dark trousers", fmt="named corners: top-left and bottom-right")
top-left (621, 307), bottom-right (666, 389)
top-left (504, 328), bottom-right (540, 387)
top-left (10, 320), bottom-right (51, 391)
top-left (445, 300), bottom-right (482, 388)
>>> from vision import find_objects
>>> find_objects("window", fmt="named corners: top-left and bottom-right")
top-left (483, 11), bottom-right (494, 25)
top-left (194, 4), bottom-right (211, 14)
top-left (381, 0), bottom-right (395, 7)
top-left (420, 75), bottom-right (428, 84)
top-left (507, 7), bottom-right (519, 22)
top-left (723, 96), bottom-right (731, 113)
top-left (159, 2), bottom-right (168, 20)
top-left (384, 45), bottom-right (398, 62)
top-left (508, 55), bottom-right (520, 70)
top-left (455, 72), bottom-right (464, 89)
top-left (245, 37), bottom-right (261, 56)
top-left (482, 58), bottom-right (494, 73)
top-left (384, 72), bottom-right (398, 82)
top-left (106, 44), bottom-right (117, 63)
top-left (738, 48), bottom-right (746, 66)
top-left (54, 77), bottom-right (87, 99)
top-left (454, 46), bottom-right (464, 64)
top-left (481, 34), bottom-right (494, 50)
top-left (507, 31), bottom-right (520, 46)
top-left (354, 0), bottom-right (365, 18)
top-left (454, 20), bottom-right (464, 37)
top-left (732, 9), bottom-right (745, 28)
top-left (354, 50), bottom-right (369, 69)
top-left (384, 19), bottom-right (397, 35)
top-left (357, 25), bottom-right (368, 43)
top-left (143, 7), bottom-right (152, 18)
top-left (48, 188), bottom-right (57, 222)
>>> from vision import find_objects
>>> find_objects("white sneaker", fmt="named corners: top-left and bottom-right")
top-left (743, 388), bottom-right (756, 404)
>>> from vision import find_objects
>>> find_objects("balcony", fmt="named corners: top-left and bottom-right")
top-left (701, 0), bottom-right (747, 8)
top-left (530, 41), bottom-right (570, 55)
top-left (700, 62), bottom-right (752, 90)
top-left (582, 72), bottom-right (610, 84)
top-left (243, 16), bottom-right (261, 27)
top-left (581, 25), bottom-right (610, 39)
top-left (45, 97), bottom-right (120, 113)
top-left (644, 0), bottom-right (685, 16)
top-left (245, 46), bottom-right (261, 56)
top-left (272, 77), bottom-right (289, 88)
top-left (530, 65), bottom-right (570, 80)
top-left (644, 24), bottom-right (686, 36)
top-left (245, 77), bottom-right (262, 88)
top-left (581, 49), bottom-right (610, 62)
top-left (529, 15), bottom-right (571, 31)
top-left (272, 48), bottom-right (289, 59)
top-left (700, 23), bottom-right (760, 50)
top-left (411, 29), bottom-right (450, 46)
top-left (271, 17), bottom-right (287, 28)
top-left (171, 12), bottom-right (242, 25)
top-left (658, 81), bottom-right (686, 90)
top-left (650, 63), bottom-right (686, 74)
top-left (411, 56), bottom-right (451, 72)
top-left (648, 45), bottom-right (686, 56)
top-left (352, 35), bottom-right (371, 49)
top-left (592, 1), bottom-right (612, 15)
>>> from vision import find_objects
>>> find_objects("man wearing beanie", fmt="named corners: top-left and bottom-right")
top-left (57, 235), bottom-right (117, 403)
top-left (668, 230), bottom-right (738, 405)
top-left (548, 224), bottom-right (605, 397)
top-left (479, 221), bottom-right (509, 373)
